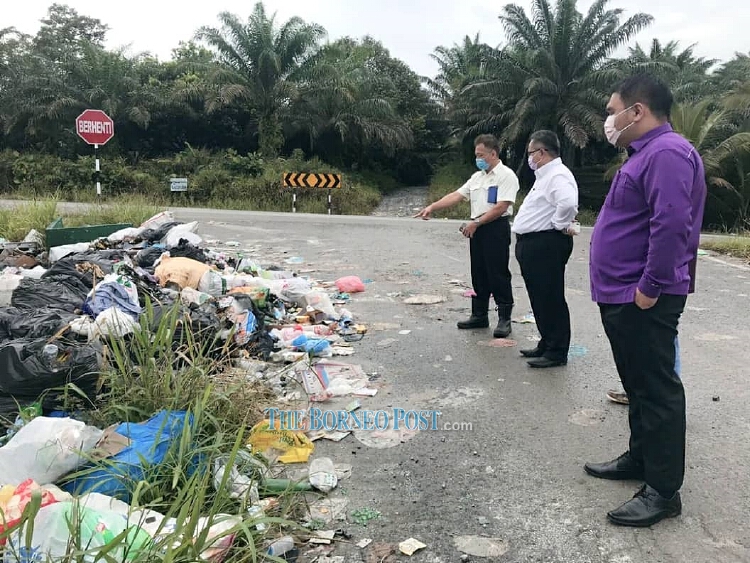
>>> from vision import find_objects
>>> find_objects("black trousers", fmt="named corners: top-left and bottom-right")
top-left (599, 294), bottom-right (687, 497)
top-left (469, 216), bottom-right (513, 308)
top-left (515, 230), bottom-right (574, 361)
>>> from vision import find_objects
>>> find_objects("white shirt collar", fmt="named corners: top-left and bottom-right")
top-left (534, 157), bottom-right (562, 178)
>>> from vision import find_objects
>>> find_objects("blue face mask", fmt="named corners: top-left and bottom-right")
top-left (475, 158), bottom-right (489, 171)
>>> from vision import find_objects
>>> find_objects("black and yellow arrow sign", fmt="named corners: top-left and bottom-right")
top-left (283, 172), bottom-right (342, 189)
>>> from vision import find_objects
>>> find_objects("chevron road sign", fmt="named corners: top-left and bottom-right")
top-left (282, 172), bottom-right (343, 214)
top-left (282, 172), bottom-right (342, 189)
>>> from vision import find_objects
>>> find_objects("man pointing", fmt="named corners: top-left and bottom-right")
top-left (414, 134), bottom-right (519, 337)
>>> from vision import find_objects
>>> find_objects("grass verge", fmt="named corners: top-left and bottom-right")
top-left (0, 197), bottom-right (161, 243)
top-left (701, 236), bottom-right (750, 260)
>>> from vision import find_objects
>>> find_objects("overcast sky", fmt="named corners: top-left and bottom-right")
top-left (6, 0), bottom-right (748, 77)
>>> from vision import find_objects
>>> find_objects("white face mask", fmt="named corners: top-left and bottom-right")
top-left (604, 105), bottom-right (635, 146)
top-left (527, 154), bottom-right (539, 171)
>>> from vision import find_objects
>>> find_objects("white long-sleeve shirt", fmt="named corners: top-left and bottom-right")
top-left (511, 158), bottom-right (579, 235)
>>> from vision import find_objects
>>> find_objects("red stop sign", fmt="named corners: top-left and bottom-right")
top-left (75, 109), bottom-right (115, 146)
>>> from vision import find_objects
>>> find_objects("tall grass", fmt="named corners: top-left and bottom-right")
top-left (0, 197), bottom-right (159, 243)
top-left (701, 235), bottom-right (750, 259)
top-left (0, 300), bottom-right (311, 561)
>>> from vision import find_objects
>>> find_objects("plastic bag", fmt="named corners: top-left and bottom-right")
top-left (0, 480), bottom-right (72, 542)
top-left (335, 276), bottom-right (366, 293)
top-left (0, 339), bottom-right (103, 419)
top-left (0, 307), bottom-right (78, 343)
top-left (278, 278), bottom-right (312, 306)
top-left (10, 278), bottom-right (87, 312)
top-left (83, 274), bottom-right (142, 319)
top-left (247, 419), bottom-right (315, 464)
top-left (61, 411), bottom-right (192, 501)
top-left (0, 417), bottom-right (104, 487)
top-left (139, 211), bottom-right (175, 231)
top-left (302, 291), bottom-right (336, 319)
top-left (198, 270), bottom-right (224, 297)
top-left (107, 227), bottom-right (143, 242)
top-left (48, 243), bottom-right (91, 263)
top-left (92, 307), bottom-right (139, 339)
top-left (161, 222), bottom-right (201, 247)
top-left (4, 501), bottom-right (152, 562)
top-left (154, 256), bottom-right (211, 290)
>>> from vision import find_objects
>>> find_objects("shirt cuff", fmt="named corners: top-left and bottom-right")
top-left (637, 276), bottom-right (662, 299)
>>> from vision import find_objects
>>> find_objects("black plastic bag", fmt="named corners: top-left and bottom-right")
top-left (43, 251), bottom-right (128, 292)
top-left (11, 278), bottom-right (87, 312)
top-left (139, 222), bottom-right (182, 243)
top-left (0, 307), bottom-right (78, 343)
top-left (0, 339), bottom-right (102, 418)
top-left (167, 239), bottom-right (209, 263)
top-left (136, 247), bottom-right (165, 268)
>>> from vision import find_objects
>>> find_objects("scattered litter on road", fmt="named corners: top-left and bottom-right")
top-left (568, 344), bottom-right (588, 357)
top-left (713, 396), bottom-right (721, 402)
top-left (694, 332), bottom-right (738, 341)
top-left (444, 355), bottom-right (453, 362)
top-left (352, 507), bottom-right (381, 526)
top-left (357, 538), bottom-right (373, 548)
top-left (513, 312), bottom-right (535, 324)
top-left (568, 409), bottom-right (606, 426)
top-left (399, 330), bottom-right (412, 335)
top-left (463, 289), bottom-right (476, 298)
top-left (372, 322), bottom-right (401, 331)
top-left (399, 537), bottom-right (427, 555)
top-left (224, 241), bottom-right (240, 247)
top-left (454, 536), bottom-right (509, 557)
top-left (478, 338), bottom-right (517, 347)
top-left (285, 256), bottom-right (304, 264)
top-left (403, 294), bottom-right (446, 304)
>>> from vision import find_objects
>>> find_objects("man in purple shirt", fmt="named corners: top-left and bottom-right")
top-left (584, 74), bottom-right (707, 527)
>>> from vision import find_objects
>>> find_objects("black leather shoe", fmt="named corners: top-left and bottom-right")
top-left (584, 452), bottom-right (644, 480)
top-left (457, 315), bottom-right (489, 329)
top-left (493, 318), bottom-right (511, 338)
top-left (607, 485), bottom-right (681, 527)
top-left (527, 357), bottom-right (567, 368)
top-left (520, 347), bottom-right (545, 358)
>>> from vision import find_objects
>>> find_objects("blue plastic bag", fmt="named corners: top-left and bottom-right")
top-left (61, 410), bottom-right (192, 501)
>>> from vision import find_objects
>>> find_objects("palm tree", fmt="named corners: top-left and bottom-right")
top-left (462, 0), bottom-right (653, 159)
top-left (196, 3), bottom-right (325, 157)
top-left (622, 39), bottom-right (716, 102)
top-left (288, 42), bottom-right (413, 164)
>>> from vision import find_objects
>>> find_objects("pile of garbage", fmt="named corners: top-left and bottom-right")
top-left (0, 211), bottom-right (373, 560)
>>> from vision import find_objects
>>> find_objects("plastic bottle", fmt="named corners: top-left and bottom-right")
top-left (247, 504), bottom-right (267, 532)
top-left (308, 457), bottom-right (338, 492)
top-left (42, 344), bottom-right (59, 370)
top-left (267, 536), bottom-right (295, 557)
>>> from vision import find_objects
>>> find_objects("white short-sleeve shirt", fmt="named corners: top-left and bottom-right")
top-left (456, 162), bottom-right (520, 219)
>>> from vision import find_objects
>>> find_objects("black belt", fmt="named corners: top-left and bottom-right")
top-left (516, 229), bottom-right (559, 239)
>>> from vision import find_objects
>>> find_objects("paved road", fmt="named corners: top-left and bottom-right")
top-left (164, 208), bottom-right (748, 563)
top-left (4, 198), bottom-right (748, 560)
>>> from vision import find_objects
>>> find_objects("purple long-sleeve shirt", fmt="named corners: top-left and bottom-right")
top-left (590, 123), bottom-right (707, 304)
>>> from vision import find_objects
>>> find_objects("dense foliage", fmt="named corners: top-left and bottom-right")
top-left (1, 1), bottom-right (749, 228)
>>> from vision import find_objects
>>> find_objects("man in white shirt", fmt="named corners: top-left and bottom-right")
top-left (414, 134), bottom-right (520, 337)
top-left (511, 130), bottom-right (579, 368)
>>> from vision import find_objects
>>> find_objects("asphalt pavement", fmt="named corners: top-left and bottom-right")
top-left (169, 207), bottom-right (750, 563)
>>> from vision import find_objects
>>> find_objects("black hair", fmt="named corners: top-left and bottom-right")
top-left (474, 134), bottom-right (501, 156)
top-left (529, 130), bottom-right (560, 157)
top-left (614, 73), bottom-right (674, 119)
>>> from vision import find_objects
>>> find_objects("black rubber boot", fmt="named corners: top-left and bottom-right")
top-left (493, 304), bottom-right (513, 338)
top-left (457, 298), bottom-right (489, 329)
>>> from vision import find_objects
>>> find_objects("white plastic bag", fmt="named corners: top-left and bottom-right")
top-left (92, 307), bottom-right (139, 338)
top-left (139, 211), bottom-right (175, 231)
top-left (162, 222), bottom-right (201, 247)
top-left (0, 417), bottom-right (104, 486)
top-left (48, 243), bottom-right (91, 263)
top-left (108, 227), bottom-right (143, 242)
top-left (308, 457), bottom-right (338, 492)
top-left (3, 501), bottom-right (152, 563)
top-left (198, 270), bottom-right (224, 297)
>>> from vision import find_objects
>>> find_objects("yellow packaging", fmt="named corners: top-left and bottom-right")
top-left (247, 419), bottom-right (314, 464)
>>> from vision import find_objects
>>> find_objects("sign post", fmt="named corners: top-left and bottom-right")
top-left (75, 110), bottom-right (115, 199)
top-left (170, 177), bottom-right (188, 204)
top-left (282, 173), bottom-right (342, 214)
